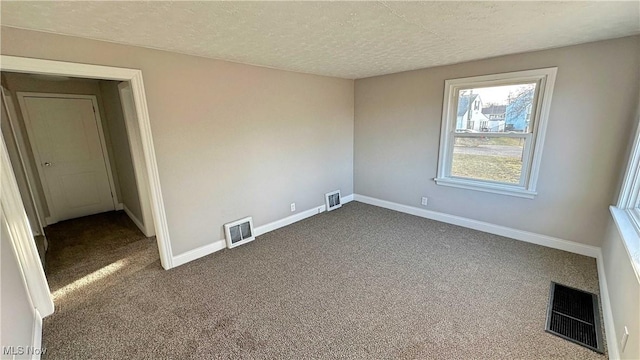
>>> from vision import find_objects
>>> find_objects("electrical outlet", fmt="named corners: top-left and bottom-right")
top-left (290, 203), bottom-right (296, 212)
top-left (421, 197), bottom-right (428, 206)
top-left (621, 326), bottom-right (629, 352)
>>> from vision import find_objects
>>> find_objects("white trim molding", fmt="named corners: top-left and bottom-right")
top-left (609, 206), bottom-right (640, 281)
top-left (0, 55), bottom-right (174, 269)
top-left (171, 194), bottom-right (354, 267)
top-left (254, 204), bottom-right (324, 237)
top-left (617, 112), bottom-right (640, 209)
top-left (436, 67), bottom-right (557, 198)
top-left (118, 82), bottom-right (155, 238)
top-left (612, 105), bottom-right (640, 278)
top-left (123, 204), bottom-right (148, 237)
top-left (172, 240), bottom-right (227, 268)
top-left (31, 308), bottom-right (44, 360)
top-left (434, 177), bottom-right (537, 199)
top-left (1, 135), bottom-right (54, 317)
top-left (352, 194), bottom-right (619, 356)
top-left (353, 194), bottom-right (600, 258)
top-left (1, 88), bottom-right (46, 236)
top-left (173, 194), bottom-right (600, 266)
top-left (595, 250), bottom-right (620, 360)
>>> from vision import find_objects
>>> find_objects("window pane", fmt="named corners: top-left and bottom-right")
top-left (451, 136), bottom-right (524, 184)
top-left (454, 83), bottom-right (537, 133)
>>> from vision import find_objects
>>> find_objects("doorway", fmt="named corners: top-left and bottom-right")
top-left (0, 56), bottom-right (174, 323)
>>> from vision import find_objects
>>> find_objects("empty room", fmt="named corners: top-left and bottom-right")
top-left (1, 2), bottom-right (639, 359)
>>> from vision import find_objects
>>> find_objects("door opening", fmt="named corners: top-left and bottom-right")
top-left (0, 56), bottom-right (175, 326)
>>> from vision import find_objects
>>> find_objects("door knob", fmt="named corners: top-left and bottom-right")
top-left (43, 162), bottom-right (51, 167)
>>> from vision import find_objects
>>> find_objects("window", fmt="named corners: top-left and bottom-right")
top-left (435, 68), bottom-right (557, 198)
top-left (612, 113), bottom-right (640, 273)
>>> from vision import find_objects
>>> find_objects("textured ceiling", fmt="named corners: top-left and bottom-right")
top-left (1, 1), bottom-right (639, 79)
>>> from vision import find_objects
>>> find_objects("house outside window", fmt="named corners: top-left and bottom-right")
top-left (435, 68), bottom-right (557, 198)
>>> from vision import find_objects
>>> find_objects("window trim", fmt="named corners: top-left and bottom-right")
top-left (612, 111), bottom-right (640, 278)
top-left (617, 118), bottom-right (640, 211)
top-left (435, 68), bottom-right (558, 198)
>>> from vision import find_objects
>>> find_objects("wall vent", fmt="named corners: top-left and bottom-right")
top-left (325, 190), bottom-right (342, 211)
top-left (224, 216), bottom-right (255, 249)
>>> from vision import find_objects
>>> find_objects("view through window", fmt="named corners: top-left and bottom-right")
top-left (452, 83), bottom-right (536, 184)
top-left (436, 68), bottom-right (557, 198)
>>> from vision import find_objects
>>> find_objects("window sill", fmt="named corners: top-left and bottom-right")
top-left (434, 177), bottom-right (537, 199)
top-left (609, 206), bottom-right (640, 281)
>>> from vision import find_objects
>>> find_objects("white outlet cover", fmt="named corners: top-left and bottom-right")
top-left (290, 203), bottom-right (296, 212)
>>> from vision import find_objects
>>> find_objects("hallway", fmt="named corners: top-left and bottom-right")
top-left (42, 211), bottom-right (160, 358)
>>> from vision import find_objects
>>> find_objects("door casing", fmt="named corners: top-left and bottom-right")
top-left (0, 56), bottom-right (175, 319)
top-left (1, 87), bottom-right (46, 236)
top-left (118, 82), bottom-right (155, 237)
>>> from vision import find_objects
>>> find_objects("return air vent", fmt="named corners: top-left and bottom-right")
top-left (545, 282), bottom-right (603, 353)
top-left (224, 216), bottom-right (255, 249)
top-left (325, 190), bottom-right (342, 211)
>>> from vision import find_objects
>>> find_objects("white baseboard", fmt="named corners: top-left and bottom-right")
top-left (341, 194), bottom-right (354, 205)
top-left (122, 204), bottom-right (148, 237)
top-left (596, 251), bottom-right (619, 359)
top-left (31, 308), bottom-right (43, 360)
top-left (171, 239), bottom-right (226, 268)
top-left (254, 194), bottom-right (354, 237)
top-left (115, 202), bottom-right (124, 211)
top-left (354, 194), bottom-right (618, 354)
top-left (254, 205), bottom-right (323, 236)
top-left (171, 194), bottom-right (355, 268)
top-left (169, 193), bottom-right (615, 355)
top-left (353, 194), bottom-right (600, 258)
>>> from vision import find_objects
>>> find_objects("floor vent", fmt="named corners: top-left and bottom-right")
top-left (545, 282), bottom-right (603, 354)
top-left (325, 190), bottom-right (342, 211)
top-left (224, 216), bottom-right (255, 249)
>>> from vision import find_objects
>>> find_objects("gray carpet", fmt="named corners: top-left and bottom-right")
top-left (42, 202), bottom-right (607, 359)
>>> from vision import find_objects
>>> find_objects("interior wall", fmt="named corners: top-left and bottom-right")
top-left (602, 218), bottom-right (639, 359)
top-left (98, 80), bottom-right (143, 223)
top-left (0, 26), bottom-right (355, 256)
top-left (1, 212), bottom-right (36, 359)
top-left (354, 35), bottom-right (640, 247)
top-left (1, 72), bottom-right (123, 220)
top-left (1, 82), bottom-right (41, 236)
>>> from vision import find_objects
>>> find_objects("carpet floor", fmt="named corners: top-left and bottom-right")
top-left (42, 202), bottom-right (606, 359)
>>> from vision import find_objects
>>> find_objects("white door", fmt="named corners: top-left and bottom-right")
top-left (18, 94), bottom-right (116, 223)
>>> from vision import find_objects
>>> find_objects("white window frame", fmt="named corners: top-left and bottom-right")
top-left (612, 112), bottom-right (640, 277)
top-left (435, 68), bottom-right (557, 198)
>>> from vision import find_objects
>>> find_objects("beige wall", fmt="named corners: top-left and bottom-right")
top-left (354, 36), bottom-right (640, 246)
top-left (99, 80), bottom-right (143, 223)
top-left (602, 218), bottom-right (639, 359)
top-left (0, 27), bottom-right (355, 255)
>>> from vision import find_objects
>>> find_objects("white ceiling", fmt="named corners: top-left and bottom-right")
top-left (2, 1), bottom-right (639, 79)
